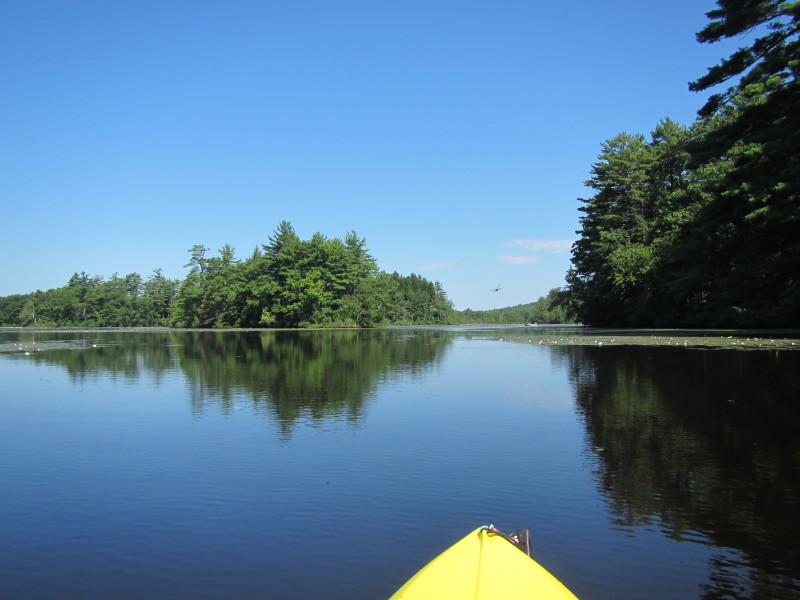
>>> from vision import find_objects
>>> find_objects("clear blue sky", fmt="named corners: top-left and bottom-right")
top-left (1, 0), bottom-right (739, 310)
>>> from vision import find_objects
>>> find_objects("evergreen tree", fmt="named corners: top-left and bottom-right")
top-left (141, 269), bottom-right (179, 326)
top-left (567, 122), bottom-right (696, 325)
top-left (686, 0), bottom-right (800, 326)
top-left (1, 221), bottom-right (454, 329)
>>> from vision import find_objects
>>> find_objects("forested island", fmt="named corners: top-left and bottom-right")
top-left (2, 2), bottom-right (797, 330)
top-left (0, 220), bottom-right (571, 329)
top-left (0, 222), bottom-right (448, 328)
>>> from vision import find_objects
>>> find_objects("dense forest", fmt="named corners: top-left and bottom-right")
top-left (564, 1), bottom-right (799, 327)
top-left (0, 222), bottom-right (455, 328)
top-left (0, 220), bottom-right (576, 328)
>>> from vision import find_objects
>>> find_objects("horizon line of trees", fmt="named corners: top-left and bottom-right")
top-left (563, 1), bottom-right (799, 328)
top-left (0, 221), bottom-right (579, 329)
top-left (0, 222), bottom-right (457, 329)
top-left (7, 6), bottom-right (791, 331)
top-left (457, 288), bottom-right (576, 324)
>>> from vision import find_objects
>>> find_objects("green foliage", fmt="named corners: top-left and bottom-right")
top-left (681, 0), bottom-right (800, 326)
top-left (172, 244), bottom-right (242, 327)
top-left (565, 1), bottom-right (800, 327)
top-left (566, 121), bottom-right (698, 326)
top-left (0, 294), bottom-right (30, 326)
top-left (454, 288), bottom-right (577, 324)
top-left (140, 269), bottom-right (180, 326)
top-left (0, 222), bottom-right (454, 329)
top-left (0, 270), bottom-right (179, 328)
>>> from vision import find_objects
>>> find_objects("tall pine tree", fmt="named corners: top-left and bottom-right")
top-left (688, 0), bottom-right (800, 325)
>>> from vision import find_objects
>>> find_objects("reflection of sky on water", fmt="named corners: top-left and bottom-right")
top-left (0, 329), bottom-right (798, 599)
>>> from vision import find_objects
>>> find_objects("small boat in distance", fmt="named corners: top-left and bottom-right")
top-left (388, 525), bottom-right (579, 599)
top-left (525, 322), bottom-right (539, 327)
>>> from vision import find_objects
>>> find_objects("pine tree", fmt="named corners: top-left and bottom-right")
top-left (688, 0), bottom-right (800, 325)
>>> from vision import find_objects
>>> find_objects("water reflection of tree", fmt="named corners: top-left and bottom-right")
top-left (22, 331), bottom-right (179, 383)
top-left (560, 345), bottom-right (800, 599)
top-left (178, 330), bottom-right (450, 437)
top-left (19, 330), bottom-right (451, 438)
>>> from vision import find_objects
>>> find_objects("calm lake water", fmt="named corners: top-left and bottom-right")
top-left (1, 327), bottom-right (799, 599)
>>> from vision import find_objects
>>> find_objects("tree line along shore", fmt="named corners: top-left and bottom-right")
top-left (563, 2), bottom-right (798, 328)
top-left (0, 221), bottom-right (570, 329)
top-left (2, 3), bottom-right (797, 330)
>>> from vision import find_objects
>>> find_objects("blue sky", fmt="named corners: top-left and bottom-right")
top-left (1, 0), bottom-right (740, 310)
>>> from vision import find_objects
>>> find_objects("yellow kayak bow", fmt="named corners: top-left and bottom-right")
top-left (389, 525), bottom-right (579, 599)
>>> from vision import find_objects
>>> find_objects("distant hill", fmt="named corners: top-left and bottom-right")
top-left (453, 289), bottom-right (575, 324)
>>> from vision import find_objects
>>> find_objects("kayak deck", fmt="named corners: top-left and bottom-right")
top-left (389, 526), bottom-right (579, 599)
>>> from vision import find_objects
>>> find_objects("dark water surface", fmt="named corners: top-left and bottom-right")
top-left (1, 327), bottom-right (798, 599)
